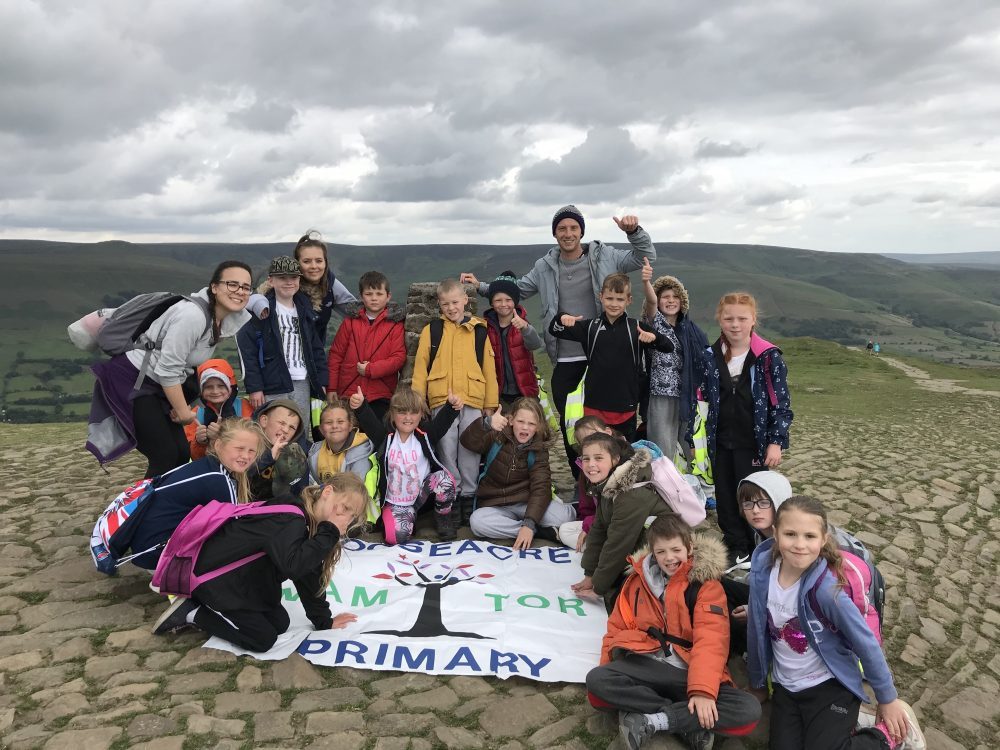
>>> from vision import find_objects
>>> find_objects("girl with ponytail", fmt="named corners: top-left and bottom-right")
top-left (747, 496), bottom-right (925, 750)
top-left (152, 473), bottom-right (369, 651)
top-left (698, 292), bottom-right (793, 565)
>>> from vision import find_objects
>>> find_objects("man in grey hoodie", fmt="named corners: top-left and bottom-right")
top-left (461, 205), bottom-right (656, 475)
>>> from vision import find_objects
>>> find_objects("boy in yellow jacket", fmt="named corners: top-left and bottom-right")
top-left (412, 278), bottom-right (500, 526)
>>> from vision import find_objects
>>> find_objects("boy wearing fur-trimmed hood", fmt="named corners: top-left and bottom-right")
top-left (586, 515), bottom-right (760, 750)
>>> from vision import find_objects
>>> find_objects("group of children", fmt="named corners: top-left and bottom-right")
top-left (93, 240), bottom-right (925, 750)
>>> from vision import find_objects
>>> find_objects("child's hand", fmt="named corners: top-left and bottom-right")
top-left (571, 576), bottom-right (599, 600)
top-left (331, 613), bottom-right (358, 629)
top-left (764, 444), bottom-right (783, 467)
top-left (637, 324), bottom-right (657, 344)
top-left (613, 215), bottom-right (639, 233)
top-left (327, 391), bottom-right (339, 403)
top-left (512, 526), bottom-right (534, 551)
top-left (731, 605), bottom-right (748, 622)
top-left (688, 695), bottom-right (718, 729)
top-left (349, 386), bottom-right (365, 410)
top-left (876, 700), bottom-right (911, 746)
top-left (575, 531), bottom-right (587, 552)
top-left (270, 437), bottom-right (288, 461)
top-left (249, 391), bottom-right (265, 409)
top-left (641, 257), bottom-right (653, 281)
top-left (510, 311), bottom-right (527, 330)
top-left (206, 422), bottom-right (222, 442)
top-left (447, 389), bottom-right (464, 411)
top-left (356, 361), bottom-right (368, 375)
top-left (459, 272), bottom-right (479, 285)
top-left (560, 314), bottom-right (583, 327)
top-left (571, 575), bottom-right (593, 592)
top-left (195, 424), bottom-right (209, 445)
top-left (490, 411), bottom-right (508, 432)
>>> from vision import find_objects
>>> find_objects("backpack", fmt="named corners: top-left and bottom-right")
top-left (68, 292), bottom-right (212, 390)
top-left (151, 500), bottom-right (304, 598)
top-left (90, 477), bottom-right (160, 575)
top-left (427, 318), bottom-right (487, 371)
top-left (809, 548), bottom-right (885, 645)
top-left (636, 456), bottom-right (707, 527)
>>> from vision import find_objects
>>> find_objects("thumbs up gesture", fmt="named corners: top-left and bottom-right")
top-left (637, 322), bottom-right (657, 344)
top-left (511, 310), bottom-right (527, 330)
top-left (349, 386), bottom-right (365, 410)
top-left (641, 257), bottom-right (653, 282)
top-left (490, 411), bottom-right (509, 432)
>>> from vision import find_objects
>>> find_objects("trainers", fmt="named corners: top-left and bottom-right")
top-left (435, 507), bottom-right (457, 542)
top-left (619, 712), bottom-right (655, 750)
top-left (152, 597), bottom-right (198, 635)
top-left (457, 495), bottom-right (475, 526)
top-left (681, 728), bottom-right (715, 750)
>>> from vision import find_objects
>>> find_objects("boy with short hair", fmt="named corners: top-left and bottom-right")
top-left (549, 272), bottom-right (674, 441)
top-left (484, 271), bottom-right (543, 409)
top-left (586, 515), bottom-right (761, 750)
top-left (411, 278), bottom-right (500, 526)
top-left (237, 256), bottom-right (328, 422)
top-left (327, 270), bottom-right (407, 423)
top-left (246, 399), bottom-right (309, 501)
top-left (186, 358), bottom-right (253, 460)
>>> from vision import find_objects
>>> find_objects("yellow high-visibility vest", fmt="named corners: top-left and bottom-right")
top-left (563, 375), bottom-right (586, 445)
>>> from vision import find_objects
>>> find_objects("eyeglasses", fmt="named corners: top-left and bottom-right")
top-left (740, 498), bottom-right (773, 511)
top-left (220, 280), bottom-right (252, 294)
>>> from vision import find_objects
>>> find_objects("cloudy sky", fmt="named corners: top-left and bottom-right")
top-left (2, 0), bottom-right (999, 253)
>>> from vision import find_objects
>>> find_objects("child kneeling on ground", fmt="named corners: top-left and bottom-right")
top-left (460, 397), bottom-right (575, 550)
top-left (586, 515), bottom-right (761, 750)
top-left (152, 474), bottom-right (367, 651)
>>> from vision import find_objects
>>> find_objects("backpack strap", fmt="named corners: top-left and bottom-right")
top-left (474, 323), bottom-right (487, 367)
top-left (133, 295), bottom-right (213, 392)
top-left (427, 318), bottom-right (444, 372)
top-left (477, 441), bottom-right (503, 486)
top-left (762, 351), bottom-right (778, 408)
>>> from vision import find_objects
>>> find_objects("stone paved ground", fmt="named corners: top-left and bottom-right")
top-left (1, 356), bottom-right (998, 749)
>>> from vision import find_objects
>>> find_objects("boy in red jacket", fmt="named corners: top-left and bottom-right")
top-left (327, 271), bottom-right (407, 422)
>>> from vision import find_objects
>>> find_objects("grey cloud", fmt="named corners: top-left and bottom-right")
top-left (913, 192), bottom-right (948, 204)
top-left (850, 192), bottom-right (892, 207)
top-left (851, 152), bottom-right (877, 165)
top-left (518, 127), bottom-right (668, 204)
top-left (640, 172), bottom-right (715, 205)
top-left (743, 182), bottom-right (806, 208)
top-left (227, 101), bottom-right (297, 133)
top-left (695, 139), bottom-right (755, 159)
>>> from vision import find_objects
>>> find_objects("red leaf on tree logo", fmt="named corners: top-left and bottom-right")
top-left (373, 573), bottom-right (393, 580)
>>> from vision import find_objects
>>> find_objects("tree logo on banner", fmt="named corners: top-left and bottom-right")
top-left (364, 555), bottom-right (495, 640)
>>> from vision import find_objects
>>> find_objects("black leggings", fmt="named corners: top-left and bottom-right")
top-left (133, 394), bottom-right (189, 478)
top-left (770, 680), bottom-right (888, 750)
top-left (551, 361), bottom-right (588, 478)
top-left (712, 447), bottom-right (757, 558)
top-left (194, 605), bottom-right (291, 653)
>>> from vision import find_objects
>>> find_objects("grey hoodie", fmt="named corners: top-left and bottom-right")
top-left (476, 229), bottom-right (656, 361)
top-left (125, 288), bottom-right (251, 387)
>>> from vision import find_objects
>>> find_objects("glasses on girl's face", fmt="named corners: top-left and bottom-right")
top-left (221, 280), bottom-right (252, 294)
top-left (740, 498), bottom-right (773, 511)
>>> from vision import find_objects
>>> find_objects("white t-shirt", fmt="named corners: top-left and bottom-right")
top-left (727, 350), bottom-right (749, 379)
top-left (276, 301), bottom-right (307, 381)
top-left (385, 433), bottom-right (430, 506)
top-left (767, 562), bottom-right (833, 692)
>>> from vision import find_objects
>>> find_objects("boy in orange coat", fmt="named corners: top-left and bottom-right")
top-left (585, 515), bottom-right (760, 750)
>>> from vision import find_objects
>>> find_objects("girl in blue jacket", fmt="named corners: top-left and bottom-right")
top-left (747, 496), bottom-right (925, 750)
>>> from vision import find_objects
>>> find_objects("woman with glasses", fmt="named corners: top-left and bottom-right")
top-left (292, 230), bottom-right (357, 345)
top-left (90, 261), bottom-right (255, 477)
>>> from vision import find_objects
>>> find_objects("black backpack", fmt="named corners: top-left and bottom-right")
top-left (426, 318), bottom-right (488, 372)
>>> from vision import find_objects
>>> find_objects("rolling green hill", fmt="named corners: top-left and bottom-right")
top-left (2, 238), bottom-right (998, 422)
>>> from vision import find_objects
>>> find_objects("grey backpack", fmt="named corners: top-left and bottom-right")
top-left (69, 292), bottom-right (211, 390)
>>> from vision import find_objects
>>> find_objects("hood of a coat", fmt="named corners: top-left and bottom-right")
top-left (602, 447), bottom-right (653, 501)
top-left (630, 532), bottom-right (729, 589)
top-left (345, 300), bottom-right (406, 323)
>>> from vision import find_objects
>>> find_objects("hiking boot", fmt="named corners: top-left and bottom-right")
top-left (681, 728), bottom-right (715, 750)
top-left (534, 525), bottom-right (559, 543)
top-left (618, 712), bottom-right (655, 750)
top-left (435, 507), bottom-right (457, 542)
top-left (457, 495), bottom-right (475, 526)
top-left (152, 597), bottom-right (198, 635)
top-left (272, 442), bottom-right (308, 499)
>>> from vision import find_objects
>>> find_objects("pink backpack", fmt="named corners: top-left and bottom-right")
top-left (637, 457), bottom-right (707, 527)
top-left (152, 500), bottom-right (303, 597)
top-left (809, 549), bottom-right (883, 645)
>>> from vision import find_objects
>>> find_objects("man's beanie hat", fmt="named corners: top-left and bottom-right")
top-left (269, 255), bottom-right (301, 276)
top-left (488, 271), bottom-right (521, 305)
top-left (552, 204), bottom-right (585, 237)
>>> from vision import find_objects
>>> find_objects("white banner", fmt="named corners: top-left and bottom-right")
top-left (206, 538), bottom-right (609, 683)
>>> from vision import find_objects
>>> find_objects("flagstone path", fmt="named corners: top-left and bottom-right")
top-left (1, 372), bottom-right (998, 750)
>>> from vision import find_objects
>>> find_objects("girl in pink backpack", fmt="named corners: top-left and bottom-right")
top-left (152, 473), bottom-right (367, 651)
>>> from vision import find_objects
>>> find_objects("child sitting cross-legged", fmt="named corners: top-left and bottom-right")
top-left (586, 515), bottom-right (761, 750)
top-left (460, 397), bottom-right (575, 550)
top-left (352, 387), bottom-right (463, 544)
